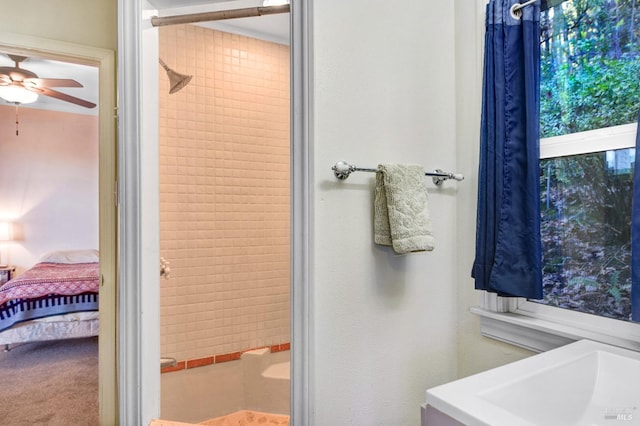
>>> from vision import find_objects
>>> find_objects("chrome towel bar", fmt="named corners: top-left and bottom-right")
top-left (331, 161), bottom-right (464, 185)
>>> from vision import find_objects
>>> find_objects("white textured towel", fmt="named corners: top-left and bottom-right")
top-left (374, 164), bottom-right (435, 254)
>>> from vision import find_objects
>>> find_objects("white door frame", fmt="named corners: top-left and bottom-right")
top-left (117, 1), bottom-right (313, 424)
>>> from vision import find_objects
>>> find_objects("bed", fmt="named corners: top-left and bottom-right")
top-left (0, 249), bottom-right (100, 351)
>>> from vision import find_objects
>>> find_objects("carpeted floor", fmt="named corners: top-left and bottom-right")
top-left (0, 337), bottom-right (99, 425)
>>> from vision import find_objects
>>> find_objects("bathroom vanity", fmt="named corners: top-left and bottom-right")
top-left (422, 339), bottom-right (640, 426)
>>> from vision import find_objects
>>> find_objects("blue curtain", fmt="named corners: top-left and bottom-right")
top-left (472, 0), bottom-right (543, 299)
top-left (632, 113), bottom-right (640, 322)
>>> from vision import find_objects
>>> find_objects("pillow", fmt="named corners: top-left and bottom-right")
top-left (39, 249), bottom-right (99, 264)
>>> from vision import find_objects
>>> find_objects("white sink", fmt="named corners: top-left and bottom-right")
top-left (425, 340), bottom-right (640, 426)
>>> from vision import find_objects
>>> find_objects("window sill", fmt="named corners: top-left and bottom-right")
top-left (470, 306), bottom-right (640, 353)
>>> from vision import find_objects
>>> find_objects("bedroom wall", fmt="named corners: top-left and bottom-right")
top-left (0, 105), bottom-right (99, 273)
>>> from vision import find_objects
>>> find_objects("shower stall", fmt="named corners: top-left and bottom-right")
top-left (155, 5), bottom-right (291, 423)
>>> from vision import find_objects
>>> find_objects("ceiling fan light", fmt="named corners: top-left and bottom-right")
top-left (0, 85), bottom-right (38, 104)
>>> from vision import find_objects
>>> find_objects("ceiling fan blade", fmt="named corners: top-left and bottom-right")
top-left (24, 78), bottom-right (83, 88)
top-left (28, 87), bottom-right (96, 109)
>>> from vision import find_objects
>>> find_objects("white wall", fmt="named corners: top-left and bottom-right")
top-left (454, 0), bottom-right (535, 378)
top-left (312, 1), bottom-right (459, 424)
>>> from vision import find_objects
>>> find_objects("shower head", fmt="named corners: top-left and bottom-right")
top-left (159, 58), bottom-right (192, 94)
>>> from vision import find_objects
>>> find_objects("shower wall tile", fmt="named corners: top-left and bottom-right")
top-left (159, 24), bottom-right (290, 362)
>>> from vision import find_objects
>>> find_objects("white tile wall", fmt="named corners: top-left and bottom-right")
top-left (159, 24), bottom-right (290, 362)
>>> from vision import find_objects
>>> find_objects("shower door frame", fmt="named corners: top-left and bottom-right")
top-left (117, 0), bottom-right (313, 424)
top-left (290, 0), bottom-right (313, 423)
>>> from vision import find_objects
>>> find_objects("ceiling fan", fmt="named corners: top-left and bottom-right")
top-left (0, 54), bottom-right (96, 109)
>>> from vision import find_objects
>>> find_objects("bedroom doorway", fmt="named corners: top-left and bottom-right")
top-left (0, 33), bottom-right (117, 425)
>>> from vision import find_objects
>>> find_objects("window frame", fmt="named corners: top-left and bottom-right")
top-left (473, 124), bottom-right (640, 353)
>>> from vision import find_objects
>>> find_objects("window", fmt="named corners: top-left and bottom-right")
top-left (534, 0), bottom-right (640, 322)
top-left (473, 0), bottom-right (640, 351)
top-left (536, 139), bottom-right (635, 321)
